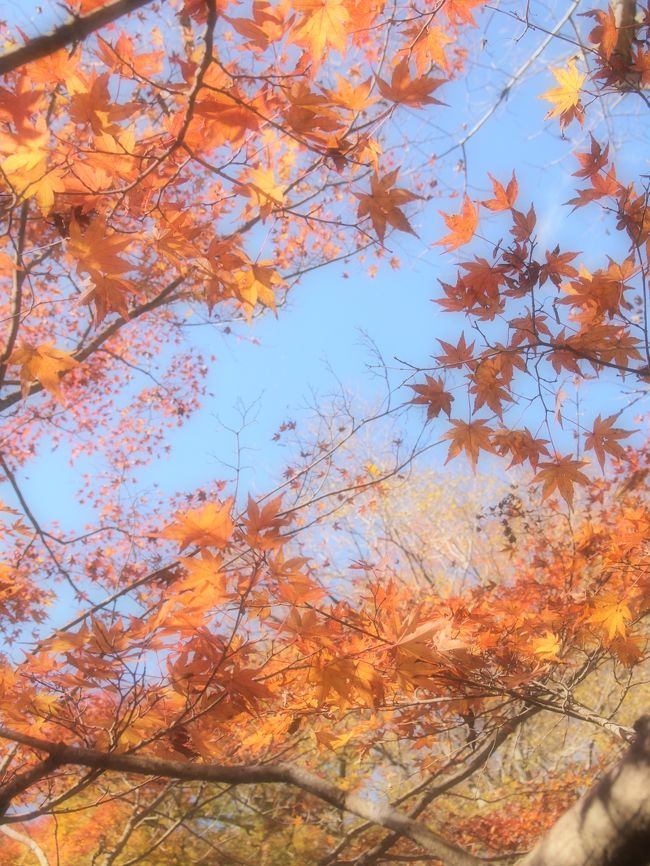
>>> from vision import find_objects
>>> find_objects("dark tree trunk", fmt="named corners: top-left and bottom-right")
top-left (519, 716), bottom-right (650, 866)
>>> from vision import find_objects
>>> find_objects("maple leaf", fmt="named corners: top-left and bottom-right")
top-left (588, 595), bottom-right (632, 641)
top-left (98, 32), bottom-right (164, 77)
top-left (539, 246), bottom-right (579, 287)
top-left (355, 170), bottom-right (420, 243)
top-left (406, 23), bottom-right (454, 74)
top-left (290, 0), bottom-right (350, 63)
top-left (443, 418), bottom-right (496, 468)
top-left (609, 634), bottom-right (644, 666)
top-left (444, 0), bottom-right (487, 25)
top-left (79, 276), bottom-right (133, 325)
top-left (245, 166), bottom-right (285, 215)
top-left (229, 263), bottom-right (284, 319)
top-left (177, 552), bottom-right (229, 604)
top-left (469, 358), bottom-right (513, 419)
top-left (377, 58), bottom-right (446, 107)
top-left (492, 427), bottom-right (550, 470)
top-left (328, 76), bottom-right (377, 112)
top-left (436, 196), bottom-right (479, 250)
top-left (531, 630), bottom-right (561, 662)
top-left (631, 46), bottom-right (650, 88)
top-left (270, 552), bottom-right (324, 604)
top-left (409, 375), bottom-right (454, 420)
top-left (482, 171), bottom-right (518, 211)
top-left (8, 342), bottom-right (79, 402)
top-left (1, 122), bottom-right (65, 215)
top-left (434, 333), bottom-right (476, 369)
top-left (573, 135), bottom-right (609, 179)
top-left (584, 413), bottom-right (632, 469)
top-left (541, 60), bottom-right (585, 128)
top-left (511, 204), bottom-right (536, 243)
top-left (242, 495), bottom-right (290, 549)
top-left (193, 88), bottom-right (260, 148)
top-left (67, 218), bottom-right (133, 279)
top-left (584, 8), bottom-right (618, 61)
top-left (69, 71), bottom-right (136, 134)
top-left (227, 0), bottom-right (286, 51)
top-left (159, 499), bottom-right (235, 551)
top-left (533, 456), bottom-right (590, 508)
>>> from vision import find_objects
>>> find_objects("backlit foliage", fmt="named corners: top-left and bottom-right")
top-left (0, 2), bottom-right (648, 865)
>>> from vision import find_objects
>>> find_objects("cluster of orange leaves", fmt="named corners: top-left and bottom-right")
top-left (408, 129), bottom-right (650, 507)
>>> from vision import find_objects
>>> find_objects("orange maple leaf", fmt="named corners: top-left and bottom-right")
top-left (355, 170), bottom-right (420, 243)
top-left (443, 418), bottom-right (496, 468)
top-left (377, 58), bottom-right (446, 107)
top-left (492, 427), bottom-right (550, 470)
top-left (327, 75), bottom-right (378, 112)
top-left (533, 455), bottom-right (590, 508)
top-left (469, 359), bottom-right (513, 419)
top-left (585, 8), bottom-right (618, 61)
top-left (588, 594), bottom-right (632, 641)
top-left (482, 171), bottom-right (518, 212)
top-left (160, 499), bottom-right (235, 551)
top-left (434, 333), bottom-right (476, 369)
top-left (8, 342), bottom-right (79, 402)
top-left (79, 276), bottom-right (132, 325)
top-left (270, 552), bottom-right (324, 604)
top-left (572, 135), bottom-right (609, 180)
top-left (229, 263), bottom-right (284, 320)
top-left (290, 0), bottom-right (350, 62)
top-left (67, 218), bottom-right (133, 279)
top-left (1, 121), bottom-right (65, 215)
top-left (242, 495), bottom-right (290, 549)
top-left (178, 552), bottom-right (229, 604)
top-left (409, 375), bottom-right (454, 420)
top-left (436, 196), bottom-right (479, 250)
top-left (444, 0), bottom-right (487, 26)
top-left (584, 413), bottom-right (632, 469)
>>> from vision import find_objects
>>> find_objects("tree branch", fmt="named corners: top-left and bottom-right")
top-left (0, 274), bottom-right (185, 413)
top-left (0, 824), bottom-right (50, 866)
top-left (0, 755), bottom-right (61, 816)
top-left (0, 726), bottom-right (482, 866)
top-left (351, 709), bottom-right (539, 866)
top-left (0, 0), bottom-right (155, 76)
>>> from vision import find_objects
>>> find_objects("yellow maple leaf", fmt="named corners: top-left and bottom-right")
top-left (541, 60), bottom-right (585, 126)
top-left (9, 342), bottom-right (79, 402)
top-left (531, 630), bottom-right (561, 662)
top-left (1, 124), bottom-right (65, 215)
top-left (588, 595), bottom-right (632, 641)
top-left (290, 0), bottom-right (350, 63)
top-left (245, 167), bottom-right (285, 215)
top-left (230, 263), bottom-right (283, 320)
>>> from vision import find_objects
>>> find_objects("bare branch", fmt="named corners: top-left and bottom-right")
top-left (0, 824), bottom-right (50, 866)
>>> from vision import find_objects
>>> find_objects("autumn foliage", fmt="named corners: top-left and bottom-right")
top-left (0, 1), bottom-right (649, 865)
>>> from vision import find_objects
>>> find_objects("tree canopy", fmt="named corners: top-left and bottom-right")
top-left (0, 1), bottom-right (649, 864)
